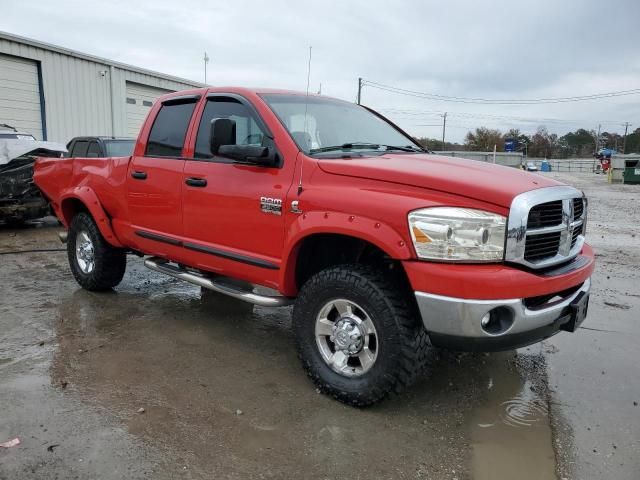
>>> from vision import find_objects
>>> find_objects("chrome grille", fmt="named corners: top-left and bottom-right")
top-left (524, 232), bottom-right (562, 261)
top-left (573, 198), bottom-right (584, 219)
top-left (527, 201), bottom-right (563, 229)
top-left (571, 223), bottom-right (583, 248)
top-left (505, 186), bottom-right (587, 269)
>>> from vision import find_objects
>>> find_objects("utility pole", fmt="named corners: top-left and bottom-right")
top-left (595, 124), bottom-right (601, 154)
top-left (357, 77), bottom-right (362, 105)
top-left (441, 112), bottom-right (447, 151)
top-left (204, 52), bottom-right (210, 84)
top-left (622, 122), bottom-right (631, 154)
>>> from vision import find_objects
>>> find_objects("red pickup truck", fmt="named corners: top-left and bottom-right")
top-left (34, 87), bottom-right (594, 405)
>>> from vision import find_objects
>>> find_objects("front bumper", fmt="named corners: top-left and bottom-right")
top-left (415, 278), bottom-right (590, 351)
top-left (405, 244), bottom-right (595, 352)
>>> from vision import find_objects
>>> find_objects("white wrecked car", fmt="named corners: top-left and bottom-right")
top-left (0, 124), bottom-right (66, 224)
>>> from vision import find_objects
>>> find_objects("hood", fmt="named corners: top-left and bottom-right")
top-left (317, 153), bottom-right (562, 207)
top-left (0, 139), bottom-right (67, 166)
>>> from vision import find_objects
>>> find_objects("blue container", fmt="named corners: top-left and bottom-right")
top-left (540, 161), bottom-right (551, 172)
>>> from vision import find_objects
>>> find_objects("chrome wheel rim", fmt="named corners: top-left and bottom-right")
top-left (315, 299), bottom-right (378, 377)
top-left (75, 231), bottom-right (95, 274)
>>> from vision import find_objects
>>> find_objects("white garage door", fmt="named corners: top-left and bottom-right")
top-left (125, 82), bottom-right (173, 138)
top-left (0, 54), bottom-right (43, 140)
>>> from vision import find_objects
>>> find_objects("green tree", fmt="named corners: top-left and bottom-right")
top-left (558, 128), bottom-right (596, 157)
top-left (415, 137), bottom-right (464, 151)
top-left (624, 128), bottom-right (640, 153)
top-left (465, 127), bottom-right (504, 151)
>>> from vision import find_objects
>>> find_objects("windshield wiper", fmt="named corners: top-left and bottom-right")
top-left (381, 144), bottom-right (425, 152)
top-left (310, 143), bottom-right (381, 154)
top-left (310, 143), bottom-right (425, 154)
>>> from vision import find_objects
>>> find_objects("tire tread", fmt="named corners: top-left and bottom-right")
top-left (293, 264), bottom-right (429, 406)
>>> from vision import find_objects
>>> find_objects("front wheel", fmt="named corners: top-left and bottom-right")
top-left (293, 265), bottom-right (429, 406)
top-left (67, 212), bottom-right (126, 291)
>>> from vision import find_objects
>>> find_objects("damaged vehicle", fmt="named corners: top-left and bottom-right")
top-left (0, 125), bottom-right (66, 224)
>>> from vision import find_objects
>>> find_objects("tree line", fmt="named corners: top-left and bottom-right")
top-left (417, 126), bottom-right (640, 158)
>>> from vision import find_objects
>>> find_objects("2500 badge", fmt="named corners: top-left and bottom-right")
top-left (260, 197), bottom-right (282, 216)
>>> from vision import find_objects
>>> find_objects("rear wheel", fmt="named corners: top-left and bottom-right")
top-left (293, 264), bottom-right (429, 406)
top-left (67, 212), bottom-right (126, 291)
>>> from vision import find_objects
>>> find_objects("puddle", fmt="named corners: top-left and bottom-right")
top-left (469, 351), bottom-right (556, 480)
top-left (499, 387), bottom-right (548, 428)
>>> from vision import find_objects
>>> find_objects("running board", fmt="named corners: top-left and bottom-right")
top-left (144, 257), bottom-right (293, 307)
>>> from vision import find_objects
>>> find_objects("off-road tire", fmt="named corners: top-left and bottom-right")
top-left (67, 212), bottom-right (126, 291)
top-left (293, 264), bottom-right (430, 406)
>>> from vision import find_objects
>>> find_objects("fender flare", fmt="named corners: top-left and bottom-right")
top-left (59, 187), bottom-right (124, 248)
top-left (279, 210), bottom-right (413, 296)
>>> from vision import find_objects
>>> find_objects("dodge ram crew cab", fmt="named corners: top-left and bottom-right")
top-left (34, 88), bottom-right (594, 406)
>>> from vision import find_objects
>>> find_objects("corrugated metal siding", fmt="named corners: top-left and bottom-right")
top-left (125, 82), bottom-right (172, 137)
top-left (0, 36), bottom-right (200, 143)
top-left (0, 53), bottom-right (43, 139)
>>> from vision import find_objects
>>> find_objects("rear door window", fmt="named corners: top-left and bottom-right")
top-left (146, 100), bottom-right (198, 157)
top-left (72, 141), bottom-right (89, 157)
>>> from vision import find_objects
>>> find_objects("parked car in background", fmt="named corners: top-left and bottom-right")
top-left (0, 124), bottom-right (66, 224)
top-left (525, 161), bottom-right (538, 171)
top-left (34, 88), bottom-right (594, 406)
top-left (67, 136), bottom-right (135, 158)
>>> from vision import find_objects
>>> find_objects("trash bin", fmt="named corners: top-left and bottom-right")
top-left (540, 160), bottom-right (551, 172)
top-left (623, 160), bottom-right (640, 184)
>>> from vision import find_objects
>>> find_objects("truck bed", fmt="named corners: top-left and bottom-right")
top-left (34, 155), bottom-right (132, 228)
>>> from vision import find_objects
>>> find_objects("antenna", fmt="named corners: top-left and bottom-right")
top-left (204, 52), bottom-right (210, 84)
top-left (298, 46), bottom-right (312, 195)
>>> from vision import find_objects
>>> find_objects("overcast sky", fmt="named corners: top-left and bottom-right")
top-left (2, 0), bottom-right (639, 142)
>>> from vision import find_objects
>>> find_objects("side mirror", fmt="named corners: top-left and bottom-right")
top-left (217, 145), bottom-right (278, 167)
top-left (209, 118), bottom-right (236, 155)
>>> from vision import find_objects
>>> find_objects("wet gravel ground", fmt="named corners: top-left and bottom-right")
top-left (0, 172), bottom-right (638, 479)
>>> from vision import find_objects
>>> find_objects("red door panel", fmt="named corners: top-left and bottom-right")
top-left (127, 157), bottom-right (184, 237)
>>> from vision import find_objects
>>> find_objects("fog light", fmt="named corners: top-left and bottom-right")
top-left (480, 307), bottom-right (514, 335)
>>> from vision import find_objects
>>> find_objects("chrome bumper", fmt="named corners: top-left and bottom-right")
top-left (415, 278), bottom-right (591, 350)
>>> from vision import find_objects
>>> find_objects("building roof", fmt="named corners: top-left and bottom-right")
top-left (0, 30), bottom-right (205, 88)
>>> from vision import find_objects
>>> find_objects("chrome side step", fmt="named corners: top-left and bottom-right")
top-left (144, 257), bottom-right (293, 307)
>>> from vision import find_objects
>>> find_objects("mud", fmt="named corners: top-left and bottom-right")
top-left (1, 172), bottom-right (638, 479)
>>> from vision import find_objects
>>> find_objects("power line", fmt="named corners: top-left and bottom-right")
top-left (382, 108), bottom-right (629, 126)
top-left (361, 79), bottom-right (640, 105)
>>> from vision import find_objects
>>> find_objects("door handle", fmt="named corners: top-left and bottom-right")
top-left (131, 170), bottom-right (147, 180)
top-left (185, 177), bottom-right (207, 187)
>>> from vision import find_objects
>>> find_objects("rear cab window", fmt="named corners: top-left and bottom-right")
top-left (71, 141), bottom-right (89, 157)
top-left (145, 98), bottom-right (198, 157)
top-left (87, 142), bottom-right (101, 157)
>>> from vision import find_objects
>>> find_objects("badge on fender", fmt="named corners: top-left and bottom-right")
top-left (260, 197), bottom-right (282, 216)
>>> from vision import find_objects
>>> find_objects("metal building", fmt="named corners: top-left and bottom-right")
top-left (0, 31), bottom-right (203, 142)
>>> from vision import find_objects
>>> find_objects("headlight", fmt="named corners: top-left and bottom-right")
top-left (408, 207), bottom-right (506, 262)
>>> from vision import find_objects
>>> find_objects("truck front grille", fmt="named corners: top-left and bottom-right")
top-left (524, 232), bottom-right (562, 262)
top-left (506, 186), bottom-right (587, 269)
top-left (573, 198), bottom-right (584, 219)
top-left (527, 200), bottom-right (563, 229)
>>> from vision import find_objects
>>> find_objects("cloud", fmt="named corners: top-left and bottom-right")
top-left (1, 0), bottom-right (639, 141)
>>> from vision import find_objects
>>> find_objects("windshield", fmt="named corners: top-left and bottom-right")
top-left (105, 139), bottom-right (135, 157)
top-left (261, 94), bottom-right (421, 156)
